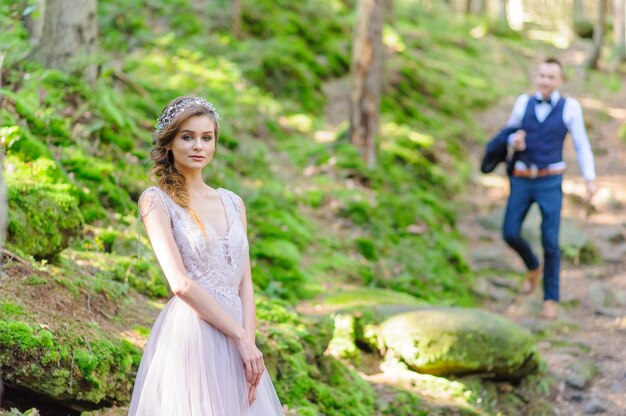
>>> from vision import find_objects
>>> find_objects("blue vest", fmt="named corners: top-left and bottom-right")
top-left (518, 96), bottom-right (568, 169)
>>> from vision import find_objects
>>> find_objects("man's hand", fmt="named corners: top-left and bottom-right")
top-left (512, 130), bottom-right (526, 151)
top-left (585, 180), bottom-right (597, 202)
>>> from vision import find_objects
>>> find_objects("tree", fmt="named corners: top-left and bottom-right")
top-left (477, 0), bottom-right (487, 15)
top-left (613, 0), bottom-right (626, 64)
top-left (586, 0), bottom-right (607, 69)
top-left (34, 0), bottom-right (98, 82)
top-left (349, 0), bottom-right (384, 169)
top-left (498, 0), bottom-right (508, 24)
top-left (232, 0), bottom-right (242, 39)
top-left (465, 0), bottom-right (474, 15)
top-left (0, 156), bottom-right (5, 253)
top-left (573, 0), bottom-right (585, 22)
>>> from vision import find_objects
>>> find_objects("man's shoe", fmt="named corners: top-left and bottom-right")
top-left (542, 300), bottom-right (558, 319)
top-left (521, 266), bottom-right (542, 294)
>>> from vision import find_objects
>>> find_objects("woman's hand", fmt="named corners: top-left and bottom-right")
top-left (247, 382), bottom-right (258, 406)
top-left (234, 335), bottom-right (265, 386)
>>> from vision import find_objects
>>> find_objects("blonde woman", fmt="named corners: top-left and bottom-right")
top-left (129, 96), bottom-right (284, 415)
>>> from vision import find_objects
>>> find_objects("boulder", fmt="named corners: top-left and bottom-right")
top-left (380, 307), bottom-right (539, 380)
top-left (566, 360), bottom-right (600, 390)
top-left (6, 180), bottom-right (83, 260)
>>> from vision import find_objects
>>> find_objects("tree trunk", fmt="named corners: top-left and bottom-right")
top-left (232, 0), bottom-right (242, 39)
top-left (384, 0), bottom-right (394, 23)
top-left (498, 0), bottom-right (508, 22)
top-left (0, 155), bottom-right (6, 254)
top-left (34, 0), bottom-right (98, 83)
top-left (465, 0), bottom-right (474, 14)
top-left (614, 0), bottom-right (626, 63)
top-left (477, 0), bottom-right (487, 15)
top-left (587, 0), bottom-right (607, 69)
top-left (22, 0), bottom-right (46, 46)
top-left (573, 0), bottom-right (584, 21)
top-left (350, 0), bottom-right (384, 169)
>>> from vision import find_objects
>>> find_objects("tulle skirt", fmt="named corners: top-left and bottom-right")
top-left (128, 288), bottom-right (284, 416)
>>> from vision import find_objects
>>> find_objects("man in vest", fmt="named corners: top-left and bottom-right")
top-left (503, 57), bottom-right (596, 319)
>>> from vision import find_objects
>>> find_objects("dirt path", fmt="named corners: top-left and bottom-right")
top-left (460, 47), bottom-right (626, 415)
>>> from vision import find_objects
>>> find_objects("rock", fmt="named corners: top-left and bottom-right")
top-left (612, 290), bottom-right (626, 307)
top-left (583, 398), bottom-right (606, 414)
top-left (566, 361), bottom-right (600, 390)
top-left (594, 308), bottom-right (625, 318)
top-left (472, 278), bottom-right (514, 302)
top-left (606, 229), bottom-right (625, 244)
top-left (488, 276), bottom-right (519, 290)
top-left (565, 392), bottom-right (585, 402)
top-left (592, 187), bottom-right (621, 210)
top-left (309, 287), bottom-right (425, 314)
top-left (476, 211), bottom-right (504, 232)
top-left (380, 307), bottom-right (539, 381)
top-left (588, 284), bottom-right (608, 308)
top-left (6, 180), bottom-right (84, 260)
top-left (470, 247), bottom-right (516, 271)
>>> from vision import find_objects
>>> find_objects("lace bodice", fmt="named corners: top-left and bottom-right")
top-left (138, 186), bottom-right (249, 296)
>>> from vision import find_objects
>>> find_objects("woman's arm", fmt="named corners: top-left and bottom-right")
top-left (140, 192), bottom-right (246, 339)
top-left (237, 199), bottom-right (256, 343)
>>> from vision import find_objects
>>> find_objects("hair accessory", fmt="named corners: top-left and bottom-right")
top-left (155, 97), bottom-right (220, 131)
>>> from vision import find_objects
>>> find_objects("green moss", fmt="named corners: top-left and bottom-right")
top-left (256, 297), bottom-right (378, 414)
top-left (0, 302), bottom-right (24, 317)
top-left (326, 314), bottom-right (360, 363)
top-left (381, 308), bottom-right (539, 380)
top-left (6, 179), bottom-right (84, 260)
top-left (0, 318), bottom-right (141, 404)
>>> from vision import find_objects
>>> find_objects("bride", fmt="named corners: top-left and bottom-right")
top-left (129, 96), bottom-right (284, 415)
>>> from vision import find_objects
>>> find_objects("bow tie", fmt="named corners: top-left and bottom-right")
top-left (536, 97), bottom-right (552, 105)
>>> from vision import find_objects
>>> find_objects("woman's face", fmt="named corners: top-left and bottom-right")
top-left (169, 115), bottom-right (216, 172)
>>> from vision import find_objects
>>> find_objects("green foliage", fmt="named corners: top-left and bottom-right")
top-left (233, 0), bottom-right (351, 111)
top-left (257, 297), bottom-right (378, 415)
top-left (0, 1), bottom-right (32, 68)
top-left (573, 19), bottom-right (594, 39)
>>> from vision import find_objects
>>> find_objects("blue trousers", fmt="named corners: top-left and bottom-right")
top-left (502, 175), bottom-right (563, 301)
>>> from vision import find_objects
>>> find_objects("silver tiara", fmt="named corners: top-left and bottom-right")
top-left (155, 97), bottom-right (221, 131)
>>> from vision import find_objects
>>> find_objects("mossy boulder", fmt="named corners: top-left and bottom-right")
top-left (0, 319), bottom-right (141, 409)
top-left (6, 180), bottom-right (83, 260)
top-left (380, 307), bottom-right (539, 381)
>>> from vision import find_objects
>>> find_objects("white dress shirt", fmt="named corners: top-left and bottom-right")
top-left (506, 90), bottom-right (596, 181)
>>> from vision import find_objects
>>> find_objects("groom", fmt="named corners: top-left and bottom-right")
top-left (502, 57), bottom-right (596, 319)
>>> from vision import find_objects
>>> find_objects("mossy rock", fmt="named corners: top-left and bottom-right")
top-left (0, 319), bottom-right (141, 408)
top-left (6, 180), bottom-right (84, 260)
top-left (380, 307), bottom-right (539, 381)
top-left (319, 287), bottom-right (425, 312)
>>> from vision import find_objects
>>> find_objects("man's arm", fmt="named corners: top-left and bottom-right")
top-left (506, 94), bottom-right (529, 129)
top-left (564, 98), bottom-right (596, 199)
top-left (507, 95), bottom-right (529, 149)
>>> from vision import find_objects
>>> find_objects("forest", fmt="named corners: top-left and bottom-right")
top-left (1, 0), bottom-right (626, 415)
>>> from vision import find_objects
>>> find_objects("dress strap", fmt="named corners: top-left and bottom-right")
top-left (137, 186), bottom-right (171, 259)
top-left (218, 189), bottom-right (242, 221)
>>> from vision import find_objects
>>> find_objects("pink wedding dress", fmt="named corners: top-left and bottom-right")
top-left (129, 186), bottom-right (284, 415)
